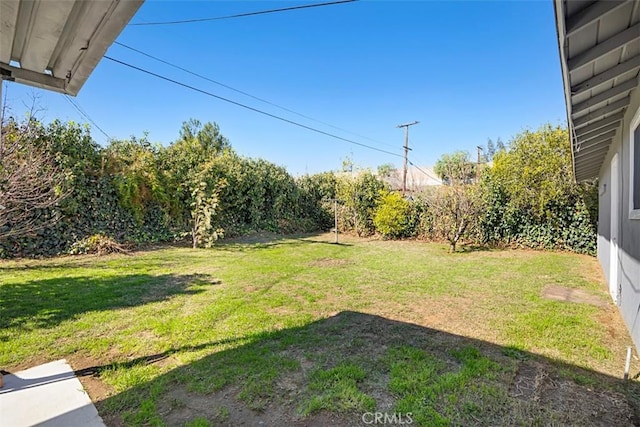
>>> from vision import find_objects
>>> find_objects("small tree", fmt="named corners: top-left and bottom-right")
top-left (190, 180), bottom-right (222, 248)
top-left (341, 155), bottom-right (354, 173)
top-left (429, 184), bottom-right (480, 252)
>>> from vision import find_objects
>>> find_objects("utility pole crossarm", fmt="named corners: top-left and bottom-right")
top-left (396, 121), bottom-right (419, 129)
top-left (396, 121), bottom-right (420, 195)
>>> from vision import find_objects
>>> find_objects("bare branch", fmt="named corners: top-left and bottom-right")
top-left (0, 118), bottom-right (69, 241)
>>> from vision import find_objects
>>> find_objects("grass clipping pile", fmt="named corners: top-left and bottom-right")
top-left (68, 234), bottom-right (129, 256)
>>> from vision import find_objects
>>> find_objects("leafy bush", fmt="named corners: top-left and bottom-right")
top-left (478, 124), bottom-right (597, 255)
top-left (1, 117), bottom-right (598, 258)
top-left (336, 171), bottom-right (387, 236)
top-left (0, 117), bottom-right (332, 258)
top-left (296, 172), bottom-right (337, 230)
top-left (373, 191), bottom-right (414, 239)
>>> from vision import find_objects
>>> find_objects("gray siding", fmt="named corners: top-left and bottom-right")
top-left (599, 84), bottom-right (640, 351)
top-left (598, 164), bottom-right (611, 284)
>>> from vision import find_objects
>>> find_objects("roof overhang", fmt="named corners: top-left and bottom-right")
top-left (554, 0), bottom-right (640, 182)
top-left (0, 0), bottom-right (143, 96)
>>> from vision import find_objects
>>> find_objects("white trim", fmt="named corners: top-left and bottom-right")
top-left (611, 153), bottom-right (620, 304)
top-left (630, 104), bottom-right (640, 220)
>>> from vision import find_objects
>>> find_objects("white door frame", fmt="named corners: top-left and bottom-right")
top-left (610, 153), bottom-right (620, 304)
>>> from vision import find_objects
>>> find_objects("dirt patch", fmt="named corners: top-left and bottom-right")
top-left (597, 308), bottom-right (625, 340)
top-left (2, 356), bottom-right (52, 373)
top-left (508, 361), bottom-right (636, 426)
top-left (79, 374), bottom-right (114, 403)
top-left (69, 352), bottom-right (179, 403)
top-left (543, 284), bottom-right (608, 307)
top-left (509, 363), bottom-right (540, 400)
top-left (67, 355), bottom-right (117, 402)
top-left (307, 258), bottom-right (352, 268)
top-left (158, 386), bottom-right (360, 427)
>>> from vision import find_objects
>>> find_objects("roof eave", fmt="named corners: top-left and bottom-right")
top-left (553, 0), bottom-right (579, 182)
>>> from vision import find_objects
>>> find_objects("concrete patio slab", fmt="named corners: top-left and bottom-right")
top-left (0, 359), bottom-right (104, 427)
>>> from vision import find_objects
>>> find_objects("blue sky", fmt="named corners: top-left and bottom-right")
top-left (3, 0), bottom-right (568, 175)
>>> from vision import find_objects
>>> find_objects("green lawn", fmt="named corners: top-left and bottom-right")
top-left (1, 234), bottom-right (638, 426)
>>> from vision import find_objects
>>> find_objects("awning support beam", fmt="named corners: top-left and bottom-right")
top-left (574, 112), bottom-right (624, 136)
top-left (0, 61), bottom-right (66, 92)
top-left (571, 55), bottom-right (640, 96)
top-left (566, 1), bottom-right (630, 36)
top-left (572, 96), bottom-right (630, 128)
top-left (568, 23), bottom-right (640, 71)
top-left (577, 130), bottom-right (617, 151)
top-left (577, 121), bottom-right (620, 142)
top-left (572, 79), bottom-right (637, 114)
top-left (575, 143), bottom-right (612, 159)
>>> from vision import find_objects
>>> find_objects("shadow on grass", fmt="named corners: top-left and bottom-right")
top-left (0, 273), bottom-right (219, 330)
top-left (215, 232), bottom-right (353, 252)
top-left (458, 244), bottom-right (496, 253)
top-left (95, 311), bottom-right (640, 427)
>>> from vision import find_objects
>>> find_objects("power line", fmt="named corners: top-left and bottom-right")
top-left (113, 41), bottom-right (399, 150)
top-left (63, 95), bottom-right (111, 140)
top-left (103, 56), bottom-right (404, 159)
top-left (63, 95), bottom-right (112, 141)
top-left (129, 0), bottom-right (357, 26)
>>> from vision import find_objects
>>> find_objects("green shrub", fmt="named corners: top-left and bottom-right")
top-left (374, 191), bottom-right (414, 239)
top-left (477, 124), bottom-right (597, 255)
top-left (0, 118), bottom-right (333, 258)
top-left (336, 171), bottom-right (387, 236)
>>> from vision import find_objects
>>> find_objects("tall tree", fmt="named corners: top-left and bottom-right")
top-left (377, 163), bottom-right (395, 178)
top-left (434, 151), bottom-right (476, 185)
top-left (486, 138), bottom-right (496, 161)
top-left (489, 124), bottom-right (574, 217)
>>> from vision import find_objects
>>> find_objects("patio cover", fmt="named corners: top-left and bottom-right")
top-left (554, 0), bottom-right (640, 181)
top-left (0, 0), bottom-right (143, 96)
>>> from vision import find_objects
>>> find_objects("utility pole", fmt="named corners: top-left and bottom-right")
top-left (396, 121), bottom-right (419, 195)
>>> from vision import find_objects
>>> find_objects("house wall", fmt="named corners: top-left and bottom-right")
top-left (598, 81), bottom-right (640, 351)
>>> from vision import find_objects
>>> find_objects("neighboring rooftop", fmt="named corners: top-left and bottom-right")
top-left (382, 166), bottom-right (443, 191)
